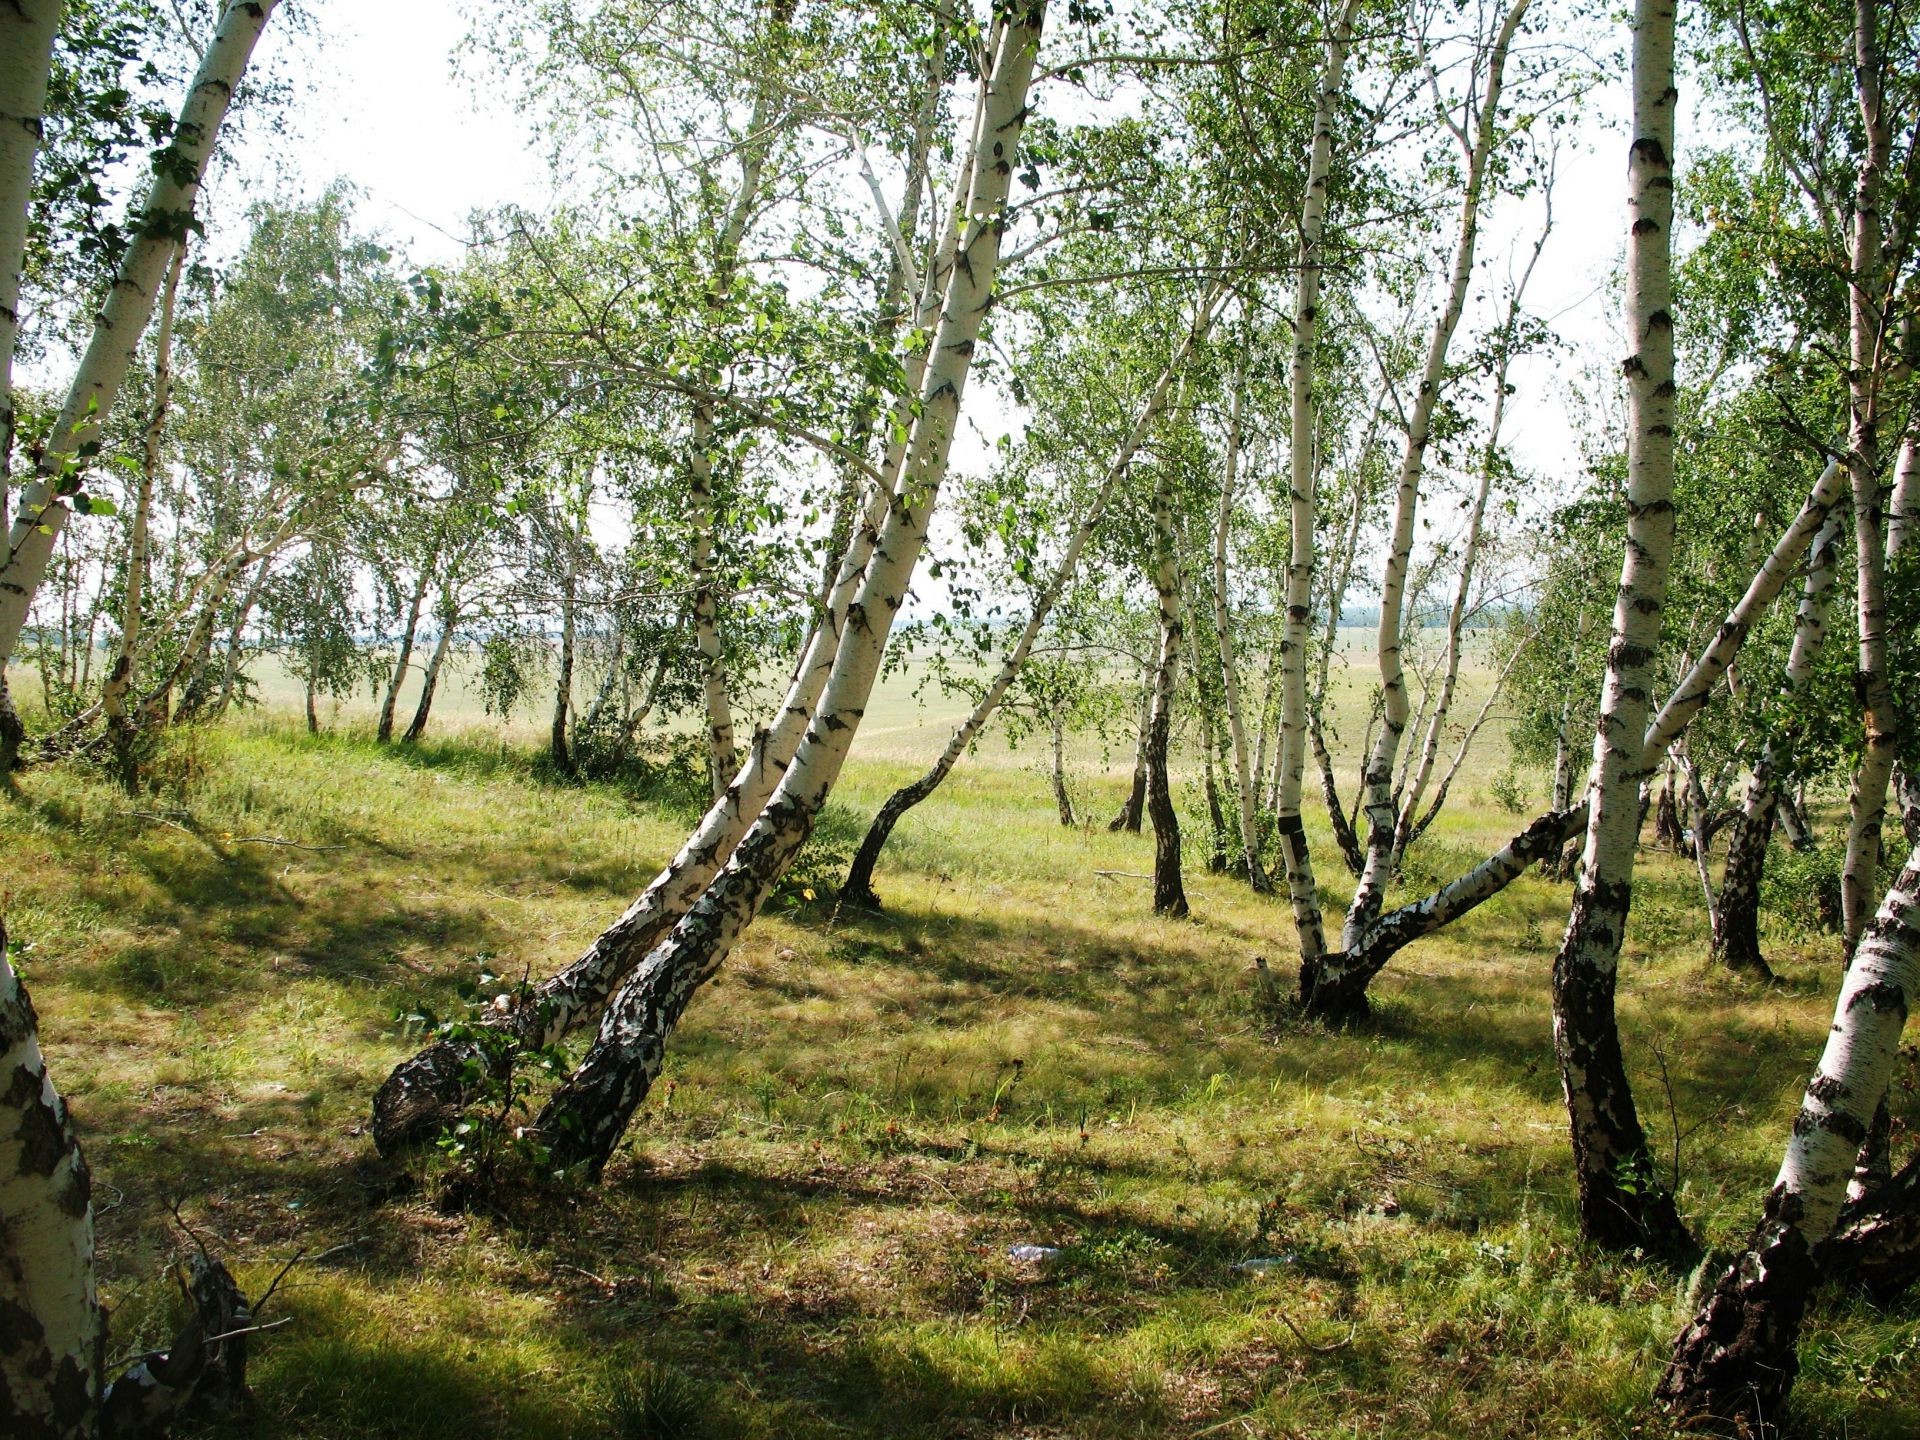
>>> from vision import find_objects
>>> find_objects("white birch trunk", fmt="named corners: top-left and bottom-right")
top-left (1548, 0), bottom-right (1690, 1258)
top-left (1275, 0), bottom-right (1361, 974)
top-left (0, 0), bottom-right (60, 518)
top-left (1343, 0), bottom-right (1530, 946)
top-left (1211, 347), bottom-right (1270, 892)
top-left (0, 926), bottom-right (102, 1440)
top-left (1659, 833), bottom-right (1920, 1426)
top-left (534, 5), bottom-right (1048, 1175)
top-left (0, 0), bottom-right (279, 669)
top-left (1838, 0), bottom-right (1898, 954)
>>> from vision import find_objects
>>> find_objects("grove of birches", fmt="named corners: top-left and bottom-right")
top-left (1, 0), bottom-right (1918, 1436)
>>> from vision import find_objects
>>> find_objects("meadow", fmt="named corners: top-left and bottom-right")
top-left (3, 648), bottom-right (1915, 1439)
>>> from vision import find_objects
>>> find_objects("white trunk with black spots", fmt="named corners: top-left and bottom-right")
top-left (1, 928), bottom-right (100, 1440)
top-left (1276, 0), bottom-right (1361, 966)
top-left (528, 7), bottom-right (1049, 1175)
top-left (1839, 0), bottom-right (1899, 956)
top-left (1211, 350), bottom-right (1269, 893)
top-left (1659, 835), bottom-right (1920, 1428)
top-left (0, 0), bottom-right (59, 528)
top-left (1342, 0), bottom-right (1529, 949)
top-left (0, 1), bottom-right (279, 670)
top-left (1551, 0), bottom-right (1690, 1259)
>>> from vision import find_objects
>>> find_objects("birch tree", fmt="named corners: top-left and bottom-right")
top-left (1657, 833), bottom-right (1920, 1428)
top-left (1547, 0), bottom-right (1693, 1260)
top-left (0, 0), bottom-right (279, 728)
top-left (527, 3), bottom-right (1049, 1175)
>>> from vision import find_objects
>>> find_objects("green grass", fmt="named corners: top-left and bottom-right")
top-left (2, 670), bottom-right (1914, 1440)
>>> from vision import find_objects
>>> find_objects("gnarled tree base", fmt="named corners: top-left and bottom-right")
top-left (1656, 1217), bottom-right (1815, 1436)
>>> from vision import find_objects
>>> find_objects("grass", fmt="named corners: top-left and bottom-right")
top-left (2, 657), bottom-right (1914, 1440)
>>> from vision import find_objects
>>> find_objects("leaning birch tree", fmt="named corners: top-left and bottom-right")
top-left (1547, 0), bottom-right (1694, 1260)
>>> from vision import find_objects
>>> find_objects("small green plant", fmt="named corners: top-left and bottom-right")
top-left (1763, 838), bottom-right (1846, 936)
top-left (606, 1362), bottom-right (706, 1440)
top-left (397, 955), bottom-right (571, 1199)
top-left (1488, 766), bottom-right (1530, 815)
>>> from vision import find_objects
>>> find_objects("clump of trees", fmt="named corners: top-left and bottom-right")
top-left (3, 0), bottom-right (1918, 1435)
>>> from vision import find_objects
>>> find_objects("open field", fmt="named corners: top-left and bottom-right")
top-left (2, 666), bottom-right (1914, 1439)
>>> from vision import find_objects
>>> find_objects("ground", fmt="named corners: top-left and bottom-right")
top-left (3, 658), bottom-right (1915, 1439)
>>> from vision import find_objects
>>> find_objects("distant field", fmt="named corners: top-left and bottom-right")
top-left (75, 622), bottom-right (1524, 820)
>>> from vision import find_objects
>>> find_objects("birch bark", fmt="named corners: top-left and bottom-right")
top-left (0, 0), bottom-right (280, 672)
top-left (1838, 0), bottom-right (1899, 956)
top-left (1549, 0), bottom-right (1692, 1259)
top-left (1146, 470), bottom-right (1188, 918)
top-left (1275, 0), bottom-right (1361, 976)
top-left (1658, 834), bottom-right (1920, 1427)
top-left (533, 6), bottom-right (1048, 1175)
top-left (1341, 0), bottom-right (1530, 951)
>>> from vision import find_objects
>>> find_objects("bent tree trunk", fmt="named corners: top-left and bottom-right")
top-left (1550, 0), bottom-right (1693, 1262)
top-left (839, 286), bottom-right (1222, 907)
top-left (1338, 0), bottom-right (1529, 954)
top-left (0, 0), bottom-right (279, 673)
top-left (1108, 666), bottom-right (1151, 832)
top-left (1146, 474), bottom-right (1188, 918)
top-left (371, 0), bottom-right (977, 1151)
top-left (1658, 835), bottom-right (1920, 1429)
top-left (530, 7), bottom-right (1047, 1177)
top-left (1713, 497), bottom-right (1844, 978)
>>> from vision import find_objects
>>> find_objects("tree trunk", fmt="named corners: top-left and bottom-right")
top-left (1390, 206), bottom-right (1546, 868)
top-left (1339, 0), bottom-right (1529, 955)
top-left (530, 7), bottom-right (1046, 1177)
top-left (551, 532), bottom-right (576, 776)
top-left (0, 0), bottom-right (279, 672)
top-left (1210, 349), bottom-right (1269, 891)
top-left (1146, 474), bottom-right (1187, 918)
top-left (1713, 497), bottom-right (1845, 978)
top-left (0, 1), bottom-right (60, 537)
top-left (376, 565), bottom-right (431, 743)
top-left (3, 919), bottom-right (260, 1440)
top-left (402, 598), bottom-right (456, 744)
top-left (1658, 834), bottom-right (1920, 1430)
top-left (1551, 0), bottom-right (1693, 1262)
top-left (1108, 664), bottom-right (1150, 833)
top-left (1050, 710), bottom-right (1074, 827)
top-left (1837, 0), bottom-right (1898, 958)
top-left (1201, 701), bottom-right (1229, 874)
top-left (105, 241), bottom-right (186, 792)
top-left (1275, 0), bottom-right (1361, 973)
top-left (838, 290), bottom-right (1221, 906)
top-left (370, 5), bottom-right (978, 1150)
